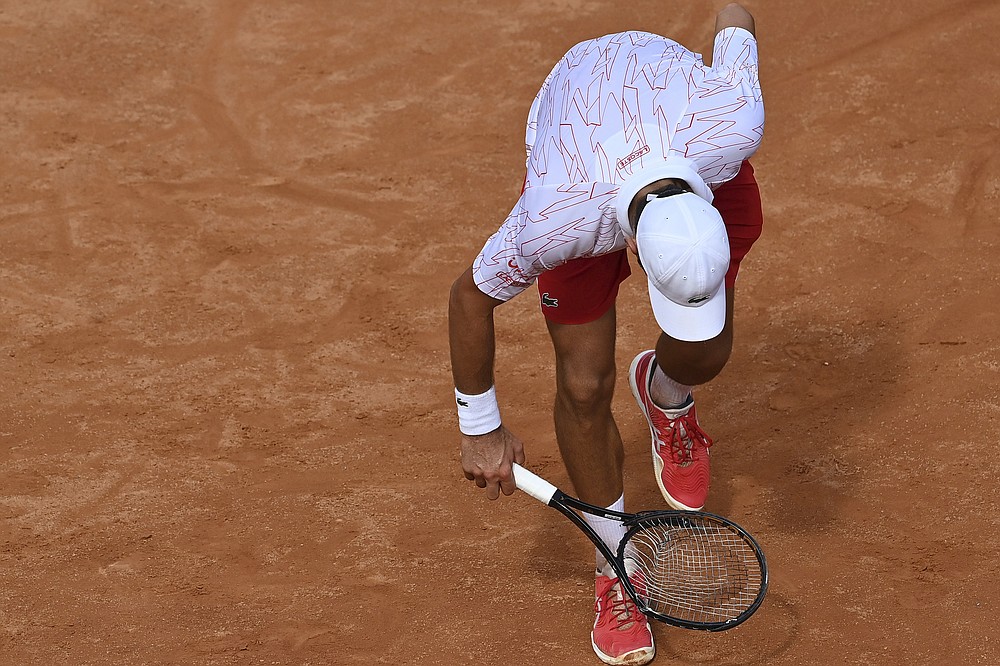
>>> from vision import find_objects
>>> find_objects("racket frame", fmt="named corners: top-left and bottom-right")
top-left (512, 463), bottom-right (768, 631)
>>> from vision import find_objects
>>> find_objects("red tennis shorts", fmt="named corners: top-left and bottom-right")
top-left (537, 160), bottom-right (764, 325)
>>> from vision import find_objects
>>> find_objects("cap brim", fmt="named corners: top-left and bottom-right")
top-left (647, 277), bottom-right (727, 342)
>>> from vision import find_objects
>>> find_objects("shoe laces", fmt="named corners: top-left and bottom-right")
top-left (595, 577), bottom-right (644, 630)
top-left (650, 407), bottom-right (713, 464)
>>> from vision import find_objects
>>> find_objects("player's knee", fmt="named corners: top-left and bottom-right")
top-left (690, 344), bottom-right (732, 382)
top-left (655, 334), bottom-right (733, 385)
top-left (556, 364), bottom-right (615, 415)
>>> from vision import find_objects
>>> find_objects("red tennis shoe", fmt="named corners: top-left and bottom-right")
top-left (629, 350), bottom-right (713, 511)
top-left (591, 573), bottom-right (655, 666)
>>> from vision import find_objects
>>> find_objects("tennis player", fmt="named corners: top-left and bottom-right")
top-left (449, 4), bottom-right (764, 663)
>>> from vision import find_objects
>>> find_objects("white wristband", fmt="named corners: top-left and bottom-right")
top-left (455, 386), bottom-right (502, 436)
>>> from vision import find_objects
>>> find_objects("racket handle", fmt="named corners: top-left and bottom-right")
top-left (512, 463), bottom-right (558, 505)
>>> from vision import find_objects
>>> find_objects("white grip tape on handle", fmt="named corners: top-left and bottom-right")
top-left (512, 463), bottom-right (557, 505)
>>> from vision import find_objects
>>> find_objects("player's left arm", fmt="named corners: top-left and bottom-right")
top-left (714, 2), bottom-right (755, 37)
top-left (699, 2), bottom-right (763, 187)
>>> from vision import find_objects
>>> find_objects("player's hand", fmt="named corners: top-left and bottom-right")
top-left (461, 426), bottom-right (526, 500)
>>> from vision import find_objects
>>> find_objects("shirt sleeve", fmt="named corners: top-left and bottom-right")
top-left (712, 27), bottom-right (760, 85)
top-left (690, 26), bottom-right (764, 187)
top-left (472, 182), bottom-right (624, 301)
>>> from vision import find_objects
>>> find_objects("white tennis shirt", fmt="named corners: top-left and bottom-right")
top-left (473, 27), bottom-right (764, 301)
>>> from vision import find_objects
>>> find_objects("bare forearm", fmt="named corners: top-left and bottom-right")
top-left (450, 267), bottom-right (526, 499)
top-left (715, 2), bottom-right (755, 36)
top-left (448, 267), bottom-right (503, 394)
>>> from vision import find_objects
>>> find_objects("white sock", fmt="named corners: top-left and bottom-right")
top-left (650, 362), bottom-right (693, 409)
top-left (582, 494), bottom-right (626, 576)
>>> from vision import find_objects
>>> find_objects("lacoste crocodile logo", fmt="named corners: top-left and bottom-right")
top-left (456, 398), bottom-right (469, 407)
top-left (541, 293), bottom-right (559, 308)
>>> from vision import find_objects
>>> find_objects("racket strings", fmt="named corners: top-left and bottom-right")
top-left (624, 521), bottom-right (762, 624)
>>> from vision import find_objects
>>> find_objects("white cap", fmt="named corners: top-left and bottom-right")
top-left (635, 192), bottom-right (730, 342)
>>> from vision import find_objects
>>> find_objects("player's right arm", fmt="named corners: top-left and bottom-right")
top-left (715, 2), bottom-right (755, 36)
top-left (448, 267), bottom-right (525, 500)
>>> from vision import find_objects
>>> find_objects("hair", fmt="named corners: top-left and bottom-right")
top-left (633, 182), bottom-right (690, 235)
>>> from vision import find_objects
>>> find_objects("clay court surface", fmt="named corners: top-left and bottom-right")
top-left (2, 1), bottom-right (999, 664)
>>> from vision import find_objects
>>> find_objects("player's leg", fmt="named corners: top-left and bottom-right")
top-left (653, 287), bottom-right (735, 388)
top-left (538, 251), bottom-right (631, 506)
top-left (538, 252), bottom-right (655, 666)
top-left (546, 304), bottom-right (624, 507)
top-left (631, 160), bottom-right (763, 511)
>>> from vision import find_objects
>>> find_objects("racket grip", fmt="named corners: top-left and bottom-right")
top-left (512, 463), bottom-right (558, 505)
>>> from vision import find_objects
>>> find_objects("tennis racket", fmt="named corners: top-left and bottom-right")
top-left (512, 463), bottom-right (767, 631)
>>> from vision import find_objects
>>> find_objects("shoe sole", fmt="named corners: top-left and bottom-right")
top-left (628, 352), bottom-right (703, 512)
top-left (591, 638), bottom-right (655, 666)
